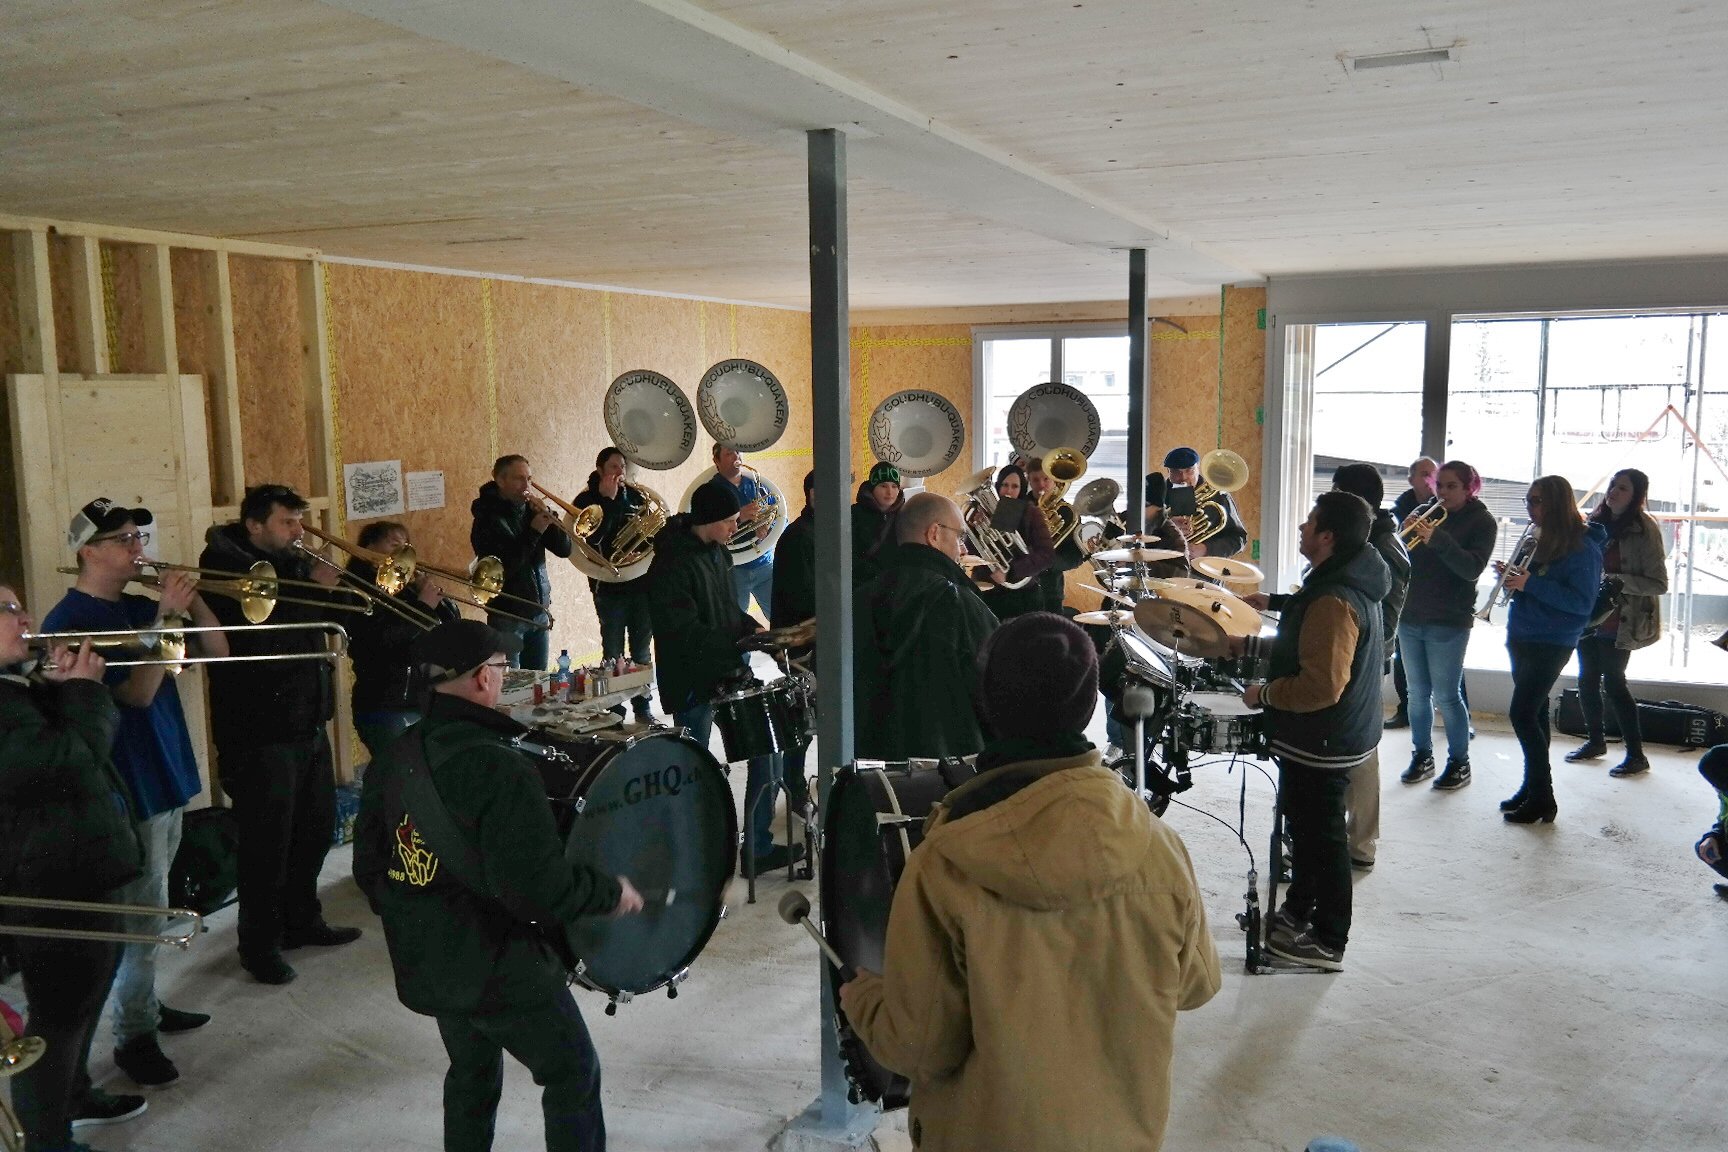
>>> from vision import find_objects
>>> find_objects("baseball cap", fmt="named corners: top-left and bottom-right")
top-left (68, 498), bottom-right (154, 550)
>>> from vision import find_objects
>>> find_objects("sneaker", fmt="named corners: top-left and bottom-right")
top-left (1565, 739), bottom-right (1608, 762)
top-left (158, 1005), bottom-right (211, 1033)
top-left (1269, 906), bottom-right (1309, 944)
top-left (739, 842), bottom-right (806, 879)
top-left (1400, 752), bottom-right (1436, 784)
top-left (1609, 754), bottom-right (1651, 778)
top-left (1385, 706), bottom-right (1410, 730)
top-left (69, 1087), bottom-right (147, 1129)
top-left (114, 1035), bottom-right (179, 1087)
top-left (1432, 758), bottom-right (1472, 791)
top-left (239, 951), bottom-right (298, 986)
top-left (1266, 930), bottom-right (1345, 972)
top-left (281, 921), bottom-right (362, 950)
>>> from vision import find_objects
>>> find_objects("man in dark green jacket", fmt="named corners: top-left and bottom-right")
top-left (854, 493), bottom-right (999, 760)
top-left (469, 454), bottom-right (571, 672)
top-left (355, 619), bottom-right (642, 1152)
top-left (646, 484), bottom-right (800, 875)
top-left (0, 583), bottom-right (148, 1150)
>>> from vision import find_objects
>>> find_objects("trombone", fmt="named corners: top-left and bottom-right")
top-left (299, 525), bottom-right (551, 630)
top-left (1398, 496), bottom-right (1447, 549)
top-left (55, 559), bottom-right (373, 624)
top-left (22, 622), bottom-right (351, 670)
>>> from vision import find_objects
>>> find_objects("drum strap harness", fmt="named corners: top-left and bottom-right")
top-left (393, 729), bottom-right (582, 973)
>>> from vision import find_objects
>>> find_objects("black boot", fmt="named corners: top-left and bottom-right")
top-left (1504, 796), bottom-right (1558, 824)
top-left (1499, 787), bottom-right (1528, 812)
top-left (1385, 706), bottom-right (1410, 730)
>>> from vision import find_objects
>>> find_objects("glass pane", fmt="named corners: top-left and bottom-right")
top-left (1447, 320), bottom-right (1541, 482)
top-left (1308, 321), bottom-right (1426, 504)
top-left (981, 338), bottom-right (1052, 469)
top-left (1061, 335), bottom-right (1130, 499)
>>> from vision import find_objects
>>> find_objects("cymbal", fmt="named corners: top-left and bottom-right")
top-left (1093, 547), bottom-right (1186, 564)
top-left (1155, 582), bottom-right (1262, 637)
top-left (745, 619), bottom-right (816, 650)
top-left (1074, 609), bottom-right (1136, 627)
top-left (1131, 599), bottom-right (1232, 659)
top-left (1192, 556), bottom-right (1265, 585)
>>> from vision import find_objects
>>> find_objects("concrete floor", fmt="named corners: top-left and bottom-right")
top-left (8, 717), bottom-right (1728, 1152)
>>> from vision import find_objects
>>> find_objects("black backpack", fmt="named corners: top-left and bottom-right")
top-left (169, 806), bottom-right (240, 916)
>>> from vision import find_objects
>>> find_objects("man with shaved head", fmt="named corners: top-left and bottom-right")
top-left (852, 492), bottom-right (998, 759)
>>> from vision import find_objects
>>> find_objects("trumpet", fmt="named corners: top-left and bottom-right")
top-left (298, 526), bottom-right (549, 630)
top-left (21, 622), bottom-right (350, 670)
top-left (1399, 496), bottom-right (1447, 548)
top-left (1475, 523), bottom-right (1539, 622)
top-left (1187, 448), bottom-right (1250, 547)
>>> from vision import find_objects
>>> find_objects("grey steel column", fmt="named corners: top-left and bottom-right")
top-left (1421, 315), bottom-right (1451, 463)
top-left (782, 126), bottom-right (877, 1147)
top-left (1126, 249), bottom-right (1148, 535)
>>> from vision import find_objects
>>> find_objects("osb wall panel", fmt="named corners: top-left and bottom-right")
top-left (231, 255), bottom-right (310, 492)
top-left (850, 325), bottom-right (974, 499)
top-left (103, 242), bottom-right (151, 375)
top-left (0, 238), bottom-right (21, 591)
top-left (721, 302), bottom-right (812, 521)
top-left (1147, 286), bottom-right (1267, 557)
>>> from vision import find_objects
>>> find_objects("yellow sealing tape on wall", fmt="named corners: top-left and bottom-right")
top-left (320, 262), bottom-right (347, 537)
top-left (849, 334), bottom-right (973, 430)
top-left (482, 279), bottom-right (500, 462)
top-left (99, 243), bottom-right (120, 369)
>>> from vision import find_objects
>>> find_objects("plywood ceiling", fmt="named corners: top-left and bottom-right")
top-left (3, 0), bottom-right (1725, 310)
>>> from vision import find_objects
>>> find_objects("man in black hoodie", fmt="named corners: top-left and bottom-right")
top-left (1233, 491), bottom-right (1389, 971)
top-left (469, 454), bottom-right (571, 672)
top-left (199, 484), bottom-right (363, 986)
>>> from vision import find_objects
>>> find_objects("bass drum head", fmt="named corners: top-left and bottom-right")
top-left (1006, 381), bottom-right (1102, 458)
top-left (697, 359), bottom-right (788, 453)
top-left (604, 370), bottom-right (699, 470)
top-left (820, 761), bottom-right (976, 1109)
top-left (866, 389), bottom-right (965, 478)
top-left (558, 732), bottom-right (737, 996)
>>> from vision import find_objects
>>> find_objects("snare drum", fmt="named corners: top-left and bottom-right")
top-left (821, 759), bottom-right (977, 1109)
top-left (711, 678), bottom-right (802, 762)
top-left (530, 729), bottom-right (736, 1006)
top-left (1178, 692), bottom-right (1265, 756)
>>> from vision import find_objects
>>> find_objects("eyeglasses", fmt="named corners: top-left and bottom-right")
top-left (1525, 495), bottom-right (1545, 507)
top-left (92, 531), bottom-right (150, 547)
top-left (933, 523), bottom-right (965, 537)
top-left (0, 601), bottom-right (24, 617)
top-left (481, 660), bottom-right (511, 671)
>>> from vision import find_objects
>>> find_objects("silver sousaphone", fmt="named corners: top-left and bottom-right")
top-left (867, 389), bottom-right (966, 479)
top-left (681, 358), bottom-right (792, 566)
top-left (1006, 381), bottom-right (1102, 459)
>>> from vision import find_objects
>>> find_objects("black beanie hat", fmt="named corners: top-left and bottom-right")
top-left (977, 612), bottom-right (1099, 739)
top-left (690, 481), bottom-right (743, 526)
top-left (1332, 463), bottom-right (1385, 508)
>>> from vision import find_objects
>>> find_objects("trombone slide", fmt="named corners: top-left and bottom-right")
top-left (0, 894), bottom-right (203, 950)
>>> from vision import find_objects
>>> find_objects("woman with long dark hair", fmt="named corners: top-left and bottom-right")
top-left (1567, 468), bottom-right (1668, 778)
top-left (1500, 476), bottom-right (1606, 824)
top-left (969, 463), bottom-right (1056, 621)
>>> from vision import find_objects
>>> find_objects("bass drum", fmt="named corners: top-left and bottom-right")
top-left (533, 729), bottom-right (737, 1005)
top-left (820, 758), bottom-right (978, 1109)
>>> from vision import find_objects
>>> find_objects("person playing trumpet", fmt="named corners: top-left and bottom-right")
top-left (1386, 456), bottom-right (1439, 728)
top-left (701, 442), bottom-right (776, 615)
top-left (200, 484), bottom-right (363, 986)
top-left (572, 447), bottom-right (656, 724)
top-left (470, 455), bottom-right (571, 673)
top-left (40, 499), bottom-right (224, 1088)
top-left (1, 582), bottom-right (150, 1146)
top-left (344, 520), bottom-right (462, 760)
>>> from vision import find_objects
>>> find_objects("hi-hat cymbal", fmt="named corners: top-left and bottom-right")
top-left (1131, 599), bottom-right (1232, 659)
top-left (745, 619), bottom-right (816, 650)
top-left (1075, 609), bottom-right (1136, 627)
top-left (1192, 556), bottom-right (1265, 585)
top-left (1093, 547), bottom-right (1186, 564)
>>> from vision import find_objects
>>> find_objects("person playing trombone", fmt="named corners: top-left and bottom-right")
top-left (199, 484), bottom-right (363, 986)
top-left (344, 520), bottom-right (462, 761)
top-left (40, 499), bottom-right (224, 1089)
top-left (469, 455), bottom-right (571, 672)
top-left (1498, 477), bottom-right (1606, 825)
top-left (1, 581), bottom-right (150, 1148)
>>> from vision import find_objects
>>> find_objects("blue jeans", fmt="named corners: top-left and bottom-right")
top-left (595, 594), bottom-right (654, 711)
top-left (731, 559), bottom-right (774, 618)
top-left (354, 710), bottom-right (420, 765)
top-left (1397, 621), bottom-right (1472, 764)
top-left (108, 806), bottom-right (183, 1046)
top-left (495, 613), bottom-right (552, 672)
top-left (676, 699), bottom-right (781, 855)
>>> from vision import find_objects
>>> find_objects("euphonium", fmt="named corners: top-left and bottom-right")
top-left (1188, 448), bottom-right (1250, 547)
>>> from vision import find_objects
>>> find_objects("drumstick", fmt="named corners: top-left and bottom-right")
top-left (778, 891), bottom-right (856, 981)
top-left (631, 886), bottom-right (678, 906)
top-left (1082, 583), bottom-right (1135, 608)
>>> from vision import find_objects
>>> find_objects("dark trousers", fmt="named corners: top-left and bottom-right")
top-left (1508, 641), bottom-right (1575, 803)
top-left (1576, 634), bottom-right (1641, 755)
top-left (8, 909), bottom-right (121, 1149)
top-left (219, 732), bottom-right (336, 958)
top-left (1278, 761), bottom-right (1353, 952)
top-left (595, 594), bottom-right (654, 711)
top-left (436, 988), bottom-right (605, 1152)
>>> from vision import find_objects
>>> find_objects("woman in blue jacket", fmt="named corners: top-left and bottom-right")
top-left (1499, 476), bottom-right (1606, 825)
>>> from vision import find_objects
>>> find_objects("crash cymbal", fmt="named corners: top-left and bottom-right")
top-left (1093, 547), bottom-right (1186, 564)
top-left (1155, 582), bottom-right (1262, 637)
top-left (1075, 609), bottom-right (1136, 627)
top-left (745, 619), bottom-right (817, 650)
top-left (1192, 556), bottom-right (1265, 585)
top-left (1131, 598), bottom-right (1232, 659)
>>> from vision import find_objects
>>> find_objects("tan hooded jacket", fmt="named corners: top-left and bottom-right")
top-left (845, 751), bottom-right (1221, 1151)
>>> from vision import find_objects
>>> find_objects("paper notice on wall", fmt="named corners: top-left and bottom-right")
top-left (344, 460), bottom-right (405, 521)
top-left (406, 470), bottom-right (446, 512)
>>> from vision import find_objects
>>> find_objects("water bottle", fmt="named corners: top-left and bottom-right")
top-left (555, 649), bottom-right (572, 694)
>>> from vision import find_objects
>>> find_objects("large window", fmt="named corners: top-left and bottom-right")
top-left (976, 326), bottom-right (1130, 498)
